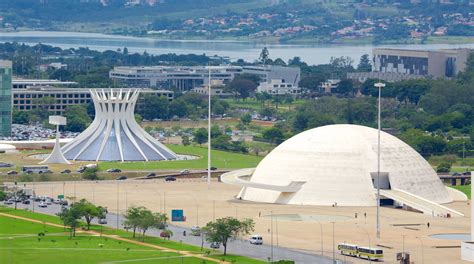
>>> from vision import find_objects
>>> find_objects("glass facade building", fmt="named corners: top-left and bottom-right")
top-left (0, 61), bottom-right (12, 137)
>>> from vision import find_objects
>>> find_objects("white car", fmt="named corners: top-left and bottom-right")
top-left (38, 202), bottom-right (47, 208)
top-left (98, 219), bottom-right (107, 224)
top-left (249, 235), bottom-right (263, 245)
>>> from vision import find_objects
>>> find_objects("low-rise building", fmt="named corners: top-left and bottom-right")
top-left (109, 65), bottom-right (301, 93)
top-left (257, 79), bottom-right (301, 95)
top-left (13, 79), bottom-right (77, 89)
top-left (347, 48), bottom-right (473, 82)
top-left (319, 79), bottom-right (340, 93)
top-left (12, 87), bottom-right (173, 115)
top-left (191, 80), bottom-right (232, 97)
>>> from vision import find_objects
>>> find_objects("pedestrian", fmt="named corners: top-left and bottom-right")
top-left (259, 211), bottom-right (261, 217)
top-left (355, 213), bottom-right (358, 218)
top-left (364, 212), bottom-right (367, 219)
top-left (427, 222), bottom-right (430, 228)
top-left (183, 230), bottom-right (186, 236)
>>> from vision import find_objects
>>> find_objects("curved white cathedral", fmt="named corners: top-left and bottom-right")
top-left (62, 89), bottom-right (177, 162)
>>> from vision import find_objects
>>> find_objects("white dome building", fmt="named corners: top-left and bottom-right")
top-left (222, 124), bottom-right (464, 215)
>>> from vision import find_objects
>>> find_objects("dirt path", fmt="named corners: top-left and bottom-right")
top-left (0, 212), bottom-right (228, 264)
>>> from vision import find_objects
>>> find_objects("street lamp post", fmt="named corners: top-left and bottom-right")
top-left (271, 211), bottom-right (274, 262)
top-left (207, 66), bottom-right (212, 189)
top-left (416, 236), bottom-right (424, 264)
top-left (357, 225), bottom-right (371, 264)
top-left (213, 200), bottom-right (215, 221)
top-left (332, 222), bottom-right (335, 264)
top-left (374, 81), bottom-right (385, 239)
top-left (116, 181), bottom-right (119, 229)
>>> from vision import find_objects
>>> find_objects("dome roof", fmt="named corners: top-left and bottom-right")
top-left (239, 124), bottom-right (451, 206)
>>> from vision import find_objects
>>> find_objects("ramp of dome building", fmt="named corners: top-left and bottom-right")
top-left (379, 188), bottom-right (464, 217)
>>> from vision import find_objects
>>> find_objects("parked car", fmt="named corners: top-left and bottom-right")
top-left (250, 235), bottom-right (263, 245)
top-left (3, 200), bottom-right (13, 205)
top-left (452, 172), bottom-right (461, 176)
top-left (107, 168), bottom-right (122, 173)
top-left (0, 162), bottom-right (13, 168)
top-left (180, 169), bottom-right (190, 175)
top-left (165, 176), bottom-right (176, 182)
top-left (206, 167), bottom-right (218, 171)
top-left (7, 170), bottom-right (18, 175)
top-left (22, 200), bottom-right (30, 205)
top-left (191, 226), bottom-right (201, 236)
top-left (61, 169), bottom-right (71, 174)
top-left (38, 202), bottom-right (47, 208)
top-left (59, 200), bottom-right (68, 206)
top-left (77, 166), bottom-right (86, 173)
top-left (116, 176), bottom-right (127, 180)
top-left (146, 172), bottom-right (156, 178)
top-left (210, 242), bottom-right (220, 249)
top-left (98, 218), bottom-right (107, 224)
top-left (463, 171), bottom-right (472, 176)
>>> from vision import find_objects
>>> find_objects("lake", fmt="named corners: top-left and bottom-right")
top-left (1, 31), bottom-right (474, 65)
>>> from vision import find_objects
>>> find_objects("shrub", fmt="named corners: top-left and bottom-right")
top-left (82, 168), bottom-right (99, 180)
top-left (436, 162), bottom-right (452, 173)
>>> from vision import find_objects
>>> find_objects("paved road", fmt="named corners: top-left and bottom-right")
top-left (6, 202), bottom-right (341, 264)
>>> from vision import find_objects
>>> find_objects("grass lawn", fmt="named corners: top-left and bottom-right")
top-left (452, 185), bottom-right (471, 199)
top-left (0, 214), bottom-right (199, 264)
top-left (99, 144), bottom-right (263, 171)
top-left (222, 98), bottom-right (306, 113)
top-left (0, 207), bottom-right (266, 263)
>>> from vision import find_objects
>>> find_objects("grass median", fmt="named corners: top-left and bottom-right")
top-left (0, 206), bottom-right (265, 264)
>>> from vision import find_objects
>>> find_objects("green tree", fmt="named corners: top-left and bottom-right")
top-left (12, 110), bottom-right (30, 124)
top-left (357, 54), bottom-right (372, 72)
top-left (57, 205), bottom-right (82, 237)
top-left (139, 95), bottom-right (170, 120)
top-left (124, 206), bottom-right (145, 238)
top-left (227, 75), bottom-right (259, 100)
top-left (299, 75), bottom-right (325, 93)
top-left (335, 79), bottom-right (354, 95)
top-left (240, 113), bottom-right (252, 126)
top-left (82, 167), bottom-right (99, 180)
top-left (75, 199), bottom-right (101, 230)
top-left (181, 135), bottom-right (191, 146)
top-left (193, 128), bottom-right (208, 146)
top-left (263, 127), bottom-right (285, 144)
top-left (259, 47), bottom-right (270, 65)
top-left (203, 217), bottom-right (255, 256)
top-left (64, 105), bottom-right (92, 132)
top-left (137, 210), bottom-right (167, 240)
top-left (0, 190), bottom-right (5, 201)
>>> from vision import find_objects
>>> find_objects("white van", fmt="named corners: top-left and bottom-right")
top-left (249, 235), bottom-right (263, 245)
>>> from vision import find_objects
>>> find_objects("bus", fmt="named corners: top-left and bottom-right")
top-left (338, 243), bottom-right (358, 257)
top-left (21, 165), bottom-right (50, 174)
top-left (357, 246), bottom-right (384, 261)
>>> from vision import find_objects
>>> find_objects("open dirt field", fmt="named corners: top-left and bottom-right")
top-left (26, 179), bottom-right (471, 264)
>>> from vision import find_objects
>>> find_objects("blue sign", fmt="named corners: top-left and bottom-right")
top-left (171, 209), bottom-right (185, 222)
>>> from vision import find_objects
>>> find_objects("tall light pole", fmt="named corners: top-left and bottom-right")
top-left (116, 181), bottom-right (119, 229)
top-left (331, 222), bottom-right (335, 264)
top-left (207, 65), bottom-right (212, 189)
top-left (416, 236), bottom-right (424, 264)
top-left (271, 211), bottom-right (274, 262)
top-left (374, 81), bottom-right (385, 239)
top-left (357, 225), bottom-right (371, 264)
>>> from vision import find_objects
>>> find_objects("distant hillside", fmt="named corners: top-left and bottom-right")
top-left (0, 0), bottom-right (472, 44)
